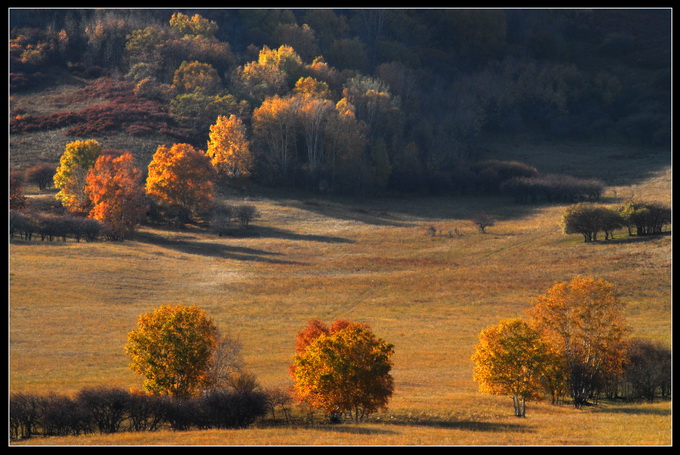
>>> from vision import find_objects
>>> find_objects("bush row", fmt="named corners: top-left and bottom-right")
top-left (9, 387), bottom-right (271, 440)
top-left (501, 173), bottom-right (604, 204)
top-left (10, 210), bottom-right (102, 242)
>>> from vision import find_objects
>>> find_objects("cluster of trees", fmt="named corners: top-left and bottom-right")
top-left (561, 200), bottom-right (671, 242)
top-left (472, 276), bottom-right (670, 417)
top-left (122, 305), bottom-right (394, 428)
top-left (10, 9), bottom-right (670, 195)
top-left (11, 134), bottom-right (266, 242)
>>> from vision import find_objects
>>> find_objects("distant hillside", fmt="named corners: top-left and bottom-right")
top-left (9, 8), bottom-right (671, 195)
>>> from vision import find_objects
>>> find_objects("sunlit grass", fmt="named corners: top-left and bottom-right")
top-left (9, 142), bottom-right (671, 445)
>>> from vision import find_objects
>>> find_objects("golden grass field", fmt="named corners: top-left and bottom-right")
top-left (9, 136), bottom-right (671, 446)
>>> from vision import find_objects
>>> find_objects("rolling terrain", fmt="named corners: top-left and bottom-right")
top-left (9, 133), bottom-right (671, 445)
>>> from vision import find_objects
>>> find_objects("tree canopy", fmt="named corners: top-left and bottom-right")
top-left (290, 319), bottom-right (395, 422)
top-left (125, 304), bottom-right (219, 397)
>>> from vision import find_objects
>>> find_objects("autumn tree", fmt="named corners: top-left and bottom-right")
top-left (290, 319), bottom-right (394, 423)
top-left (145, 143), bottom-right (215, 220)
top-left (252, 95), bottom-right (301, 183)
top-left (472, 318), bottom-right (555, 417)
top-left (169, 12), bottom-right (218, 38)
top-left (527, 276), bottom-right (630, 408)
top-left (125, 304), bottom-right (219, 397)
top-left (85, 152), bottom-right (146, 240)
top-left (206, 114), bottom-right (253, 179)
top-left (172, 60), bottom-right (222, 95)
top-left (53, 139), bottom-right (102, 214)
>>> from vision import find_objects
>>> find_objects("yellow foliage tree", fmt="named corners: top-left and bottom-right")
top-left (472, 318), bottom-right (553, 417)
top-left (172, 60), bottom-right (221, 95)
top-left (527, 276), bottom-right (630, 408)
top-left (53, 139), bottom-right (102, 213)
top-left (125, 304), bottom-right (219, 397)
top-left (206, 114), bottom-right (252, 178)
top-left (290, 319), bottom-right (394, 423)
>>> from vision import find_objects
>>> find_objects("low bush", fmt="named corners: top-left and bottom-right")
top-left (502, 174), bottom-right (604, 204)
top-left (10, 387), bottom-right (270, 440)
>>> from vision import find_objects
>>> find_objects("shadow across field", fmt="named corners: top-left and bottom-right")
top-left (227, 225), bottom-right (355, 244)
top-left (592, 403), bottom-right (672, 417)
top-left (382, 417), bottom-right (531, 433)
top-left (134, 230), bottom-right (304, 265)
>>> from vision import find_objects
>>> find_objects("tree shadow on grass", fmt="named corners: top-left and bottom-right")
top-left (382, 417), bottom-right (532, 433)
top-left (232, 225), bottom-right (356, 244)
top-left (591, 402), bottom-right (672, 417)
top-left (134, 230), bottom-right (305, 265)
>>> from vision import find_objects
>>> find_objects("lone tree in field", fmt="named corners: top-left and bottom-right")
top-left (125, 304), bottom-right (219, 397)
top-left (472, 318), bottom-right (554, 417)
top-left (527, 276), bottom-right (630, 408)
top-left (53, 139), bottom-right (102, 214)
top-left (290, 319), bottom-right (395, 423)
top-left (471, 213), bottom-right (495, 233)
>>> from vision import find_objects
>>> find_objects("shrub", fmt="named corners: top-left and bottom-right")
top-left (470, 160), bottom-right (539, 193)
top-left (471, 213), bottom-right (496, 234)
top-left (197, 389), bottom-right (269, 429)
top-left (75, 387), bottom-right (131, 434)
top-left (9, 393), bottom-right (44, 440)
top-left (234, 204), bottom-right (259, 228)
top-left (126, 392), bottom-right (165, 432)
top-left (24, 163), bottom-right (55, 190)
top-left (211, 202), bottom-right (234, 236)
top-left (40, 393), bottom-right (91, 437)
top-left (621, 338), bottom-right (671, 402)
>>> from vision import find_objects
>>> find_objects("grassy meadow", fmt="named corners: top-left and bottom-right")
top-left (9, 139), bottom-right (671, 446)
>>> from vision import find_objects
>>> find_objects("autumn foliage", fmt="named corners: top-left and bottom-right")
top-left (527, 276), bottom-right (630, 408)
top-left (472, 318), bottom-right (556, 417)
top-left (85, 152), bottom-right (147, 240)
top-left (53, 139), bottom-right (102, 213)
top-left (206, 114), bottom-right (253, 178)
top-left (145, 143), bottom-right (215, 217)
top-left (290, 319), bottom-right (394, 423)
top-left (125, 304), bottom-right (219, 397)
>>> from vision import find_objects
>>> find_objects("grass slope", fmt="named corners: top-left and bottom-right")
top-left (9, 143), bottom-right (671, 445)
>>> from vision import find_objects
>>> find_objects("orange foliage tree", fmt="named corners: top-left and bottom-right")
top-left (290, 319), bottom-right (394, 423)
top-left (85, 152), bottom-right (146, 240)
top-left (125, 304), bottom-right (219, 397)
top-left (472, 318), bottom-right (555, 417)
top-left (206, 114), bottom-right (252, 179)
top-left (145, 143), bottom-right (214, 219)
top-left (527, 276), bottom-right (630, 408)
